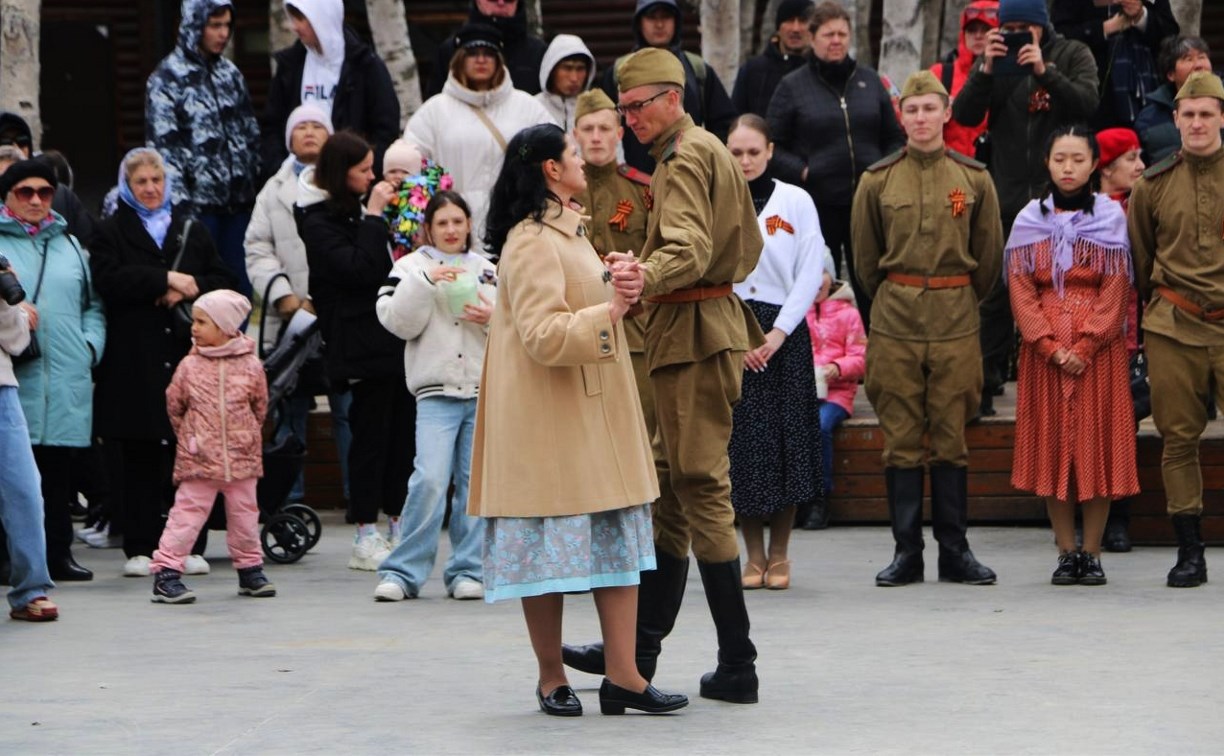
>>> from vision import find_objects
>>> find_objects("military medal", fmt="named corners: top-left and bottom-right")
top-left (764, 215), bottom-right (795, 236)
top-left (609, 199), bottom-right (634, 232)
top-left (949, 188), bottom-right (966, 219)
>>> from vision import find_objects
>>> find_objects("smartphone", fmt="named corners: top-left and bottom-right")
top-left (994, 30), bottom-right (1034, 77)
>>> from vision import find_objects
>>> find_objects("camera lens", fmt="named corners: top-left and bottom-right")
top-left (0, 254), bottom-right (27, 306)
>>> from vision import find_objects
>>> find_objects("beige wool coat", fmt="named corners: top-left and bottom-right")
top-left (468, 202), bottom-right (659, 518)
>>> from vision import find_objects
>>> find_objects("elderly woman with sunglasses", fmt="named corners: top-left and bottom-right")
top-left (0, 159), bottom-right (105, 591)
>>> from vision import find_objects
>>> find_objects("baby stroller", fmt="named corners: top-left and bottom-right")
top-left (257, 275), bottom-right (326, 563)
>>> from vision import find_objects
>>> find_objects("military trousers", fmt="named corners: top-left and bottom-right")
top-left (1146, 330), bottom-right (1224, 515)
top-left (650, 349), bottom-right (742, 564)
top-left (865, 332), bottom-right (981, 468)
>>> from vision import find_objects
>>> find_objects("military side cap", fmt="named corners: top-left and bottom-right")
top-left (575, 89), bottom-right (617, 122)
top-left (1175, 71), bottom-right (1224, 102)
top-left (617, 48), bottom-right (685, 92)
top-left (899, 70), bottom-right (948, 102)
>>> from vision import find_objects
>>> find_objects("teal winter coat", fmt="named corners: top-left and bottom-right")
top-left (0, 211), bottom-right (105, 447)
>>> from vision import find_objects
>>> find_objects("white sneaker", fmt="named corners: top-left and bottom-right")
top-left (122, 555), bottom-right (152, 577)
top-left (83, 525), bottom-right (122, 549)
top-left (75, 525), bottom-right (99, 542)
top-left (450, 578), bottom-right (484, 601)
top-left (183, 554), bottom-right (210, 575)
top-left (348, 533), bottom-right (391, 571)
top-left (373, 579), bottom-right (409, 602)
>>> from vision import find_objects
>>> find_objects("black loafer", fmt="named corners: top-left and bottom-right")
top-left (599, 678), bottom-right (688, 715)
top-left (537, 684), bottom-right (582, 717)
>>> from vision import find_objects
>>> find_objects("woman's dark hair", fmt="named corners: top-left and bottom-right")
top-left (1039, 124), bottom-right (1098, 215)
top-left (728, 113), bottom-right (772, 143)
top-left (424, 190), bottom-right (474, 252)
top-left (483, 123), bottom-right (568, 258)
top-left (314, 130), bottom-right (372, 216)
top-left (1158, 35), bottom-right (1211, 80)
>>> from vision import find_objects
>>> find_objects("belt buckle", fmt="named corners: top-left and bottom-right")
top-left (922, 276), bottom-right (931, 291)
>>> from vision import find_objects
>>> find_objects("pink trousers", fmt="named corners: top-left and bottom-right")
top-left (151, 477), bottom-right (262, 573)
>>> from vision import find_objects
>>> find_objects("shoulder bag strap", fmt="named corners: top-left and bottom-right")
top-left (467, 105), bottom-right (508, 152)
top-left (170, 218), bottom-right (193, 272)
top-left (27, 238), bottom-right (51, 304)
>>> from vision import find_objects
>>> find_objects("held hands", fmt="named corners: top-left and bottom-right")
top-left (745, 328), bottom-right (786, 372)
top-left (460, 292), bottom-right (494, 325)
top-left (366, 181), bottom-right (397, 215)
top-left (604, 251), bottom-right (645, 305)
top-left (1052, 347), bottom-right (1087, 376)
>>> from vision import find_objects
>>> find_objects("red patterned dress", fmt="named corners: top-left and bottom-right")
top-left (1007, 196), bottom-right (1140, 502)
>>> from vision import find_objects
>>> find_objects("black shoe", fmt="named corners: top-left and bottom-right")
top-left (699, 663), bottom-right (759, 704)
top-left (48, 553), bottom-right (94, 582)
top-left (237, 566), bottom-right (276, 597)
top-left (979, 393), bottom-right (997, 417)
top-left (1051, 552), bottom-right (1080, 585)
top-left (562, 643), bottom-right (607, 676)
top-left (599, 678), bottom-right (688, 715)
top-left (537, 684), bottom-right (582, 716)
top-left (1168, 514), bottom-right (1208, 588)
top-left (152, 569), bottom-right (196, 604)
top-left (798, 498), bottom-right (830, 530)
top-left (1103, 500), bottom-right (1132, 553)
top-left (875, 552), bottom-right (924, 586)
top-left (938, 549), bottom-right (996, 585)
top-left (1079, 552), bottom-right (1107, 585)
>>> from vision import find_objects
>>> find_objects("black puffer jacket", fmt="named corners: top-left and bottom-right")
top-left (731, 38), bottom-right (808, 118)
top-left (767, 57), bottom-right (904, 207)
top-left (427, 1), bottom-right (547, 97)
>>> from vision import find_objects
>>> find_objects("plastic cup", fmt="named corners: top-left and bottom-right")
top-left (443, 272), bottom-right (478, 316)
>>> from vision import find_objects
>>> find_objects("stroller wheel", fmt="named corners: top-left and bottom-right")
top-left (283, 503), bottom-right (322, 551)
top-left (262, 513), bottom-right (310, 564)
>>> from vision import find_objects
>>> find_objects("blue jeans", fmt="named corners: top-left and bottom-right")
top-left (0, 386), bottom-right (53, 609)
top-left (820, 402), bottom-right (850, 498)
top-left (199, 211), bottom-right (253, 299)
top-left (277, 390), bottom-right (352, 502)
top-left (378, 397), bottom-right (481, 595)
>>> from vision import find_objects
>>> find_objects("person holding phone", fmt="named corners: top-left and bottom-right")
top-left (951, 0), bottom-right (1099, 418)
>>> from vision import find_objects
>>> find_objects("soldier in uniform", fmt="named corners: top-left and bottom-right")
top-left (572, 89), bottom-right (656, 437)
top-left (1128, 71), bottom-right (1224, 588)
top-left (853, 71), bottom-right (1004, 587)
top-left (562, 48), bottom-right (764, 704)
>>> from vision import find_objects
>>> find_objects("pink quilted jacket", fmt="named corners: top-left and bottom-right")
top-left (805, 282), bottom-right (867, 415)
top-left (165, 335), bottom-right (268, 483)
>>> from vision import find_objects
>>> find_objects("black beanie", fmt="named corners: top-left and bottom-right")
top-left (0, 158), bottom-right (57, 199)
top-left (776, 0), bottom-right (815, 29)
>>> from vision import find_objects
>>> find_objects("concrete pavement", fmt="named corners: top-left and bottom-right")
top-left (4, 514), bottom-right (1224, 755)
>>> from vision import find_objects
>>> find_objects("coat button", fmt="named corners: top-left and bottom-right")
top-left (599, 330), bottom-right (610, 341)
top-left (164, 328), bottom-right (172, 335)
top-left (164, 362), bottom-right (172, 369)
top-left (600, 344), bottom-right (611, 354)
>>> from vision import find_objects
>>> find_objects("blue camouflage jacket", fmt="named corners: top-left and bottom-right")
top-left (146, 0), bottom-right (261, 211)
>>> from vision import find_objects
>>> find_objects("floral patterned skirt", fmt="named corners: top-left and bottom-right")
top-left (481, 504), bottom-right (656, 603)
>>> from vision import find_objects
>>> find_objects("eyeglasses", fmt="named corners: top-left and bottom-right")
top-left (11, 186), bottom-right (54, 202)
top-left (616, 91), bottom-right (669, 116)
top-left (964, 6), bottom-right (998, 24)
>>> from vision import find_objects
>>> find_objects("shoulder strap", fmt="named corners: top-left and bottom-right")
top-left (27, 238), bottom-right (51, 304)
top-left (467, 105), bottom-right (508, 152)
top-left (684, 51), bottom-right (707, 90)
top-left (170, 218), bottom-right (193, 272)
top-left (939, 51), bottom-right (955, 91)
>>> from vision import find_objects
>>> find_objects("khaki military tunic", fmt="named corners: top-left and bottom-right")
top-left (578, 159), bottom-right (655, 435)
top-left (852, 146), bottom-right (1004, 467)
top-left (640, 114), bottom-right (764, 563)
top-left (1129, 146), bottom-right (1224, 514)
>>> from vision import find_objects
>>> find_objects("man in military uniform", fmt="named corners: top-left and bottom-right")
top-left (1128, 71), bottom-right (1224, 589)
top-left (572, 89), bottom-right (656, 437)
top-left (563, 48), bottom-right (764, 704)
top-left (853, 71), bottom-right (1004, 587)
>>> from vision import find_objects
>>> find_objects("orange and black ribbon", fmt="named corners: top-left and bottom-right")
top-left (765, 215), bottom-right (794, 236)
top-left (949, 188), bottom-right (966, 219)
top-left (609, 199), bottom-right (634, 232)
top-left (644, 189), bottom-right (654, 211)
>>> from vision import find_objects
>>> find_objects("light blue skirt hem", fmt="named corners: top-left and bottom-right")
top-left (483, 556), bottom-right (657, 603)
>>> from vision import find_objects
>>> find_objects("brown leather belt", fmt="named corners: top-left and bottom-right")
top-left (1157, 285), bottom-right (1224, 321)
top-left (647, 283), bottom-right (733, 304)
top-left (886, 272), bottom-right (972, 289)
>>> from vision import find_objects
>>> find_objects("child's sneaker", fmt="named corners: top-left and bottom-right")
top-left (237, 566), bottom-right (276, 597)
top-left (348, 532), bottom-right (391, 571)
top-left (152, 569), bottom-right (196, 604)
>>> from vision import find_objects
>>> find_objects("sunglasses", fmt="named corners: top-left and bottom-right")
top-left (616, 90), bottom-right (669, 116)
top-left (11, 185), bottom-right (54, 202)
top-left (964, 6), bottom-right (999, 24)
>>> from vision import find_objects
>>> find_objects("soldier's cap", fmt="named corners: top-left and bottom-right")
top-left (575, 89), bottom-right (618, 122)
top-left (617, 48), bottom-right (685, 92)
top-left (1175, 71), bottom-right (1224, 103)
top-left (899, 71), bottom-right (949, 102)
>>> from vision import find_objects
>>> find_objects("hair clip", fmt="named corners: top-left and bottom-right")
top-left (518, 145), bottom-right (531, 161)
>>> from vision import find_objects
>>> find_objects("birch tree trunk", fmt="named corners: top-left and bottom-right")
top-left (940, 0), bottom-right (971, 59)
top-left (878, 0), bottom-right (925, 87)
top-left (524, 0), bottom-right (544, 38)
top-left (0, 0), bottom-right (41, 147)
top-left (1169, 0), bottom-right (1201, 36)
top-left (268, 0), bottom-right (296, 63)
top-left (366, 0), bottom-right (422, 120)
top-left (701, 0), bottom-right (741, 86)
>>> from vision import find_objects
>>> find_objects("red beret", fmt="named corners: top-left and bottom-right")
top-left (1096, 128), bottom-right (1140, 169)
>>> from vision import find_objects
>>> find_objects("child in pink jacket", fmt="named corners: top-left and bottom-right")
top-left (150, 290), bottom-right (271, 604)
top-left (802, 257), bottom-right (867, 529)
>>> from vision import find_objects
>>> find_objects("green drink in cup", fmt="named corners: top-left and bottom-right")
top-left (442, 271), bottom-right (478, 316)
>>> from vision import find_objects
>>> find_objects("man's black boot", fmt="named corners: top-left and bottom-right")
top-left (1167, 514), bottom-right (1208, 588)
top-left (931, 464), bottom-right (996, 585)
top-left (561, 550), bottom-right (689, 680)
top-left (696, 559), bottom-right (759, 704)
top-left (875, 467), bottom-right (925, 586)
top-left (1103, 498), bottom-right (1133, 553)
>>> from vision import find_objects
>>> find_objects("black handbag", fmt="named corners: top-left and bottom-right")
top-left (1130, 347), bottom-right (1150, 421)
top-left (12, 239), bottom-right (49, 365)
top-left (259, 272), bottom-right (329, 399)
top-left (168, 219), bottom-right (196, 339)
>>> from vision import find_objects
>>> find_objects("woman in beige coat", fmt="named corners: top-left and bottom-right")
top-left (471, 124), bottom-right (686, 718)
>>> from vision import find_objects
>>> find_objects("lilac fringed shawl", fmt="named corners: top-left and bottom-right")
top-left (1004, 193), bottom-right (1132, 298)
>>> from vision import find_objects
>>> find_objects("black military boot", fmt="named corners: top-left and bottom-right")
top-left (1167, 514), bottom-right (1208, 588)
top-left (696, 559), bottom-right (758, 704)
top-left (562, 550), bottom-right (690, 681)
top-left (1103, 498), bottom-right (1133, 553)
top-left (47, 552), bottom-right (94, 582)
top-left (798, 497), bottom-right (830, 530)
top-left (875, 467), bottom-right (925, 586)
top-left (930, 464), bottom-right (996, 585)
